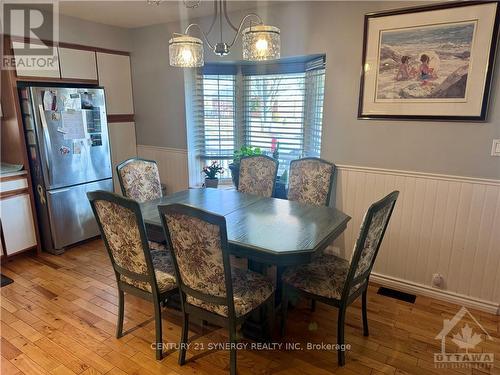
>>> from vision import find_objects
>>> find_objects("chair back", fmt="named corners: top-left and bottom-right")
top-left (238, 155), bottom-right (278, 198)
top-left (117, 158), bottom-right (162, 203)
top-left (158, 204), bottom-right (235, 316)
top-left (287, 157), bottom-right (335, 206)
top-left (342, 191), bottom-right (399, 300)
top-left (87, 190), bottom-right (158, 293)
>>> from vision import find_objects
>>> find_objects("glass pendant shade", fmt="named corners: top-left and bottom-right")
top-left (242, 24), bottom-right (280, 61)
top-left (169, 35), bottom-right (204, 67)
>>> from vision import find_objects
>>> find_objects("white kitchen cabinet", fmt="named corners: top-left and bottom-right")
top-left (0, 193), bottom-right (37, 255)
top-left (12, 41), bottom-right (61, 79)
top-left (97, 53), bottom-right (134, 115)
top-left (58, 47), bottom-right (97, 80)
top-left (108, 122), bottom-right (137, 193)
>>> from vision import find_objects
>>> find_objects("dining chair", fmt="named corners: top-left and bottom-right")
top-left (87, 190), bottom-right (178, 360)
top-left (158, 203), bottom-right (275, 374)
top-left (287, 157), bottom-right (335, 206)
top-left (237, 155), bottom-right (278, 198)
top-left (280, 191), bottom-right (399, 366)
top-left (117, 157), bottom-right (162, 203)
top-left (286, 157), bottom-right (336, 311)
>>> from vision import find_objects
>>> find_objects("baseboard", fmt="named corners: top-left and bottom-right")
top-left (371, 273), bottom-right (500, 315)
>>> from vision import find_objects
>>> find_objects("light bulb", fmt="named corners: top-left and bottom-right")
top-left (255, 38), bottom-right (268, 53)
top-left (181, 48), bottom-right (193, 63)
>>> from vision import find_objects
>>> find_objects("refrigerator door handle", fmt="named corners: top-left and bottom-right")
top-left (37, 104), bottom-right (53, 181)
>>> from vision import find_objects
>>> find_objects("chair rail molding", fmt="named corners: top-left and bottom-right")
top-left (133, 146), bottom-right (500, 313)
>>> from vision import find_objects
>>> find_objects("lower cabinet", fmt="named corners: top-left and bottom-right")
top-left (108, 122), bottom-right (137, 194)
top-left (0, 192), bottom-right (37, 255)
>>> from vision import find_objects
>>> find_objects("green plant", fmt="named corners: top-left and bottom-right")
top-left (232, 146), bottom-right (262, 165)
top-left (202, 161), bottom-right (224, 179)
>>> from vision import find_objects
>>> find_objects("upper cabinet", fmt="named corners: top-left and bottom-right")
top-left (12, 41), bottom-right (61, 79)
top-left (58, 47), bottom-right (97, 81)
top-left (96, 53), bottom-right (134, 115)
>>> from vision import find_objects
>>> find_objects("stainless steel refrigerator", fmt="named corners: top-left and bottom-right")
top-left (19, 85), bottom-right (113, 254)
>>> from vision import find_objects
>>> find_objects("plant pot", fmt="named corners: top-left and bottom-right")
top-left (205, 178), bottom-right (219, 188)
top-left (228, 163), bottom-right (239, 189)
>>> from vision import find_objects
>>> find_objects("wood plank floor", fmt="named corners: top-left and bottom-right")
top-left (1, 239), bottom-right (499, 375)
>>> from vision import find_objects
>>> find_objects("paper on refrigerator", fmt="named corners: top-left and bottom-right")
top-left (61, 110), bottom-right (86, 140)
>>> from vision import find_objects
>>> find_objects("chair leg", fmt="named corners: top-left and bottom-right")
top-left (179, 313), bottom-right (189, 365)
top-left (337, 306), bottom-right (346, 366)
top-left (116, 290), bottom-right (124, 338)
top-left (267, 296), bottom-right (275, 339)
top-left (280, 285), bottom-right (289, 337)
top-left (229, 322), bottom-right (238, 375)
top-left (153, 299), bottom-right (163, 360)
top-left (362, 289), bottom-right (369, 337)
top-left (310, 299), bottom-right (316, 312)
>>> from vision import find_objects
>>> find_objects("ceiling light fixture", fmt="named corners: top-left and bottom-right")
top-left (169, 0), bottom-right (280, 68)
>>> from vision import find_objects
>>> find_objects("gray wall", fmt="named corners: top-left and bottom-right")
top-left (7, 10), bottom-right (132, 51)
top-left (58, 14), bottom-right (132, 51)
top-left (129, 1), bottom-right (500, 179)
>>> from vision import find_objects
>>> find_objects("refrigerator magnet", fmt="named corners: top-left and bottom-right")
top-left (59, 145), bottom-right (71, 155)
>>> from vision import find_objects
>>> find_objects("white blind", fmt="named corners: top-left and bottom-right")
top-left (199, 75), bottom-right (236, 159)
top-left (243, 73), bottom-right (307, 172)
top-left (304, 68), bottom-right (325, 157)
top-left (186, 56), bottom-right (326, 185)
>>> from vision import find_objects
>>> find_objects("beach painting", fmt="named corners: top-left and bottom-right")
top-left (375, 21), bottom-right (476, 101)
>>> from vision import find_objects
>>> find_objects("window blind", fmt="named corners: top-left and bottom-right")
top-left (243, 72), bottom-right (307, 172)
top-left (304, 68), bottom-right (325, 157)
top-left (185, 55), bottom-right (326, 186)
top-left (199, 75), bottom-right (236, 159)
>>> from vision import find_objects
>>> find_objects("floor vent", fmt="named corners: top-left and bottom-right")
top-left (1, 274), bottom-right (14, 288)
top-left (377, 287), bottom-right (416, 303)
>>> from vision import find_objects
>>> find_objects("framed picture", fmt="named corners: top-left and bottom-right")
top-left (358, 1), bottom-right (500, 121)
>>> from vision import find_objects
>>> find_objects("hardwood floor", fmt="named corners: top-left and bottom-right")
top-left (1, 239), bottom-right (499, 375)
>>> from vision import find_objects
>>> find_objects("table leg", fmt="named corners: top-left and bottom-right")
top-left (242, 259), bottom-right (272, 342)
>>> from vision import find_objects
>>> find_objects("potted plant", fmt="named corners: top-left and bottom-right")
top-left (202, 161), bottom-right (224, 188)
top-left (228, 146), bottom-right (262, 188)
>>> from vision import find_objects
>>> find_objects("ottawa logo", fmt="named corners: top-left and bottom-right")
top-left (434, 306), bottom-right (494, 369)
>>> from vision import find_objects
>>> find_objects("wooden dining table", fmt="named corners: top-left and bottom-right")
top-left (140, 188), bottom-right (351, 340)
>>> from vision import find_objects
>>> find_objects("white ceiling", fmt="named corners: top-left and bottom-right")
top-left (58, 1), bottom-right (267, 29)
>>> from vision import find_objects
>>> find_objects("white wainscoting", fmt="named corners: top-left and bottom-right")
top-left (134, 144), bottom-right (500, 314)
top-left (137, 145), bottom-right (189, 194)
top-left (334, 165), bottom-right (500, 314)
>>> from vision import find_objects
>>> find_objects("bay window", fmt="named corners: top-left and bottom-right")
top-left (185, 55), bottom-right (326, 186)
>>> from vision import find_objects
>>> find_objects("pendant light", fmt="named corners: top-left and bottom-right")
top-left (169, 0), bottom-right (280, 67)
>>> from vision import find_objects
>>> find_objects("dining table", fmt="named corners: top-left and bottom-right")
top-left (140, 188), bottom-right (351, 340)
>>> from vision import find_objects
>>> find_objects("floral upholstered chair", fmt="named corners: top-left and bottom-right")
top-left (238, 155), bottom-right (278, 198)
top-left (158, 204), bottom-right (275, 374)
top-left (87, 191), bottom-right (177, 360)
top-left (117, 158), bottom-right (165, 250)
top-left (287, 157), bottom-right (335, 206)
top-left (281, 191), bottom-right (399, 367)
top-left (117, 158), bottom-right (162, 203)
